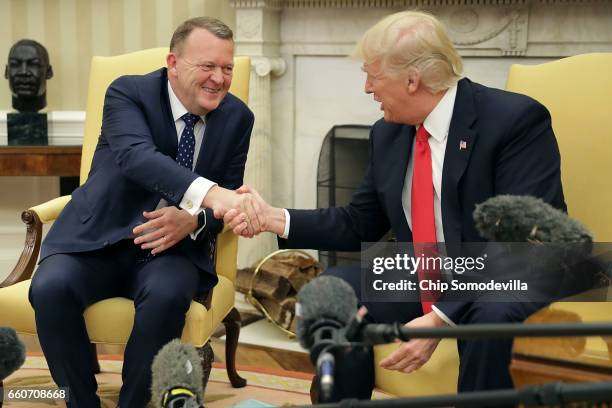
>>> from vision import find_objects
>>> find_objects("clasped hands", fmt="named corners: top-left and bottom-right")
top-left (210, 185), bottom-right (283, 238)
top-left (133, 185), bottom-right (281, 255)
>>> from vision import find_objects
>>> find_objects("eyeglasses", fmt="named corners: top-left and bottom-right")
top-left (182, 59), bottom-right (234, 76)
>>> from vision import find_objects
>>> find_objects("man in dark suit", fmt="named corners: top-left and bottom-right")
top-left (29, 17), bottom-right (256, 408)
top-left (226, 11), bottom-right (565, 394)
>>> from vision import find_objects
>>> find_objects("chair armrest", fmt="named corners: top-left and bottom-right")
top-left (30, 195), bottom-right (72, 223)
top-left (216, 225), bottom-right (238, 284)
top-left (0, 195), bottom-right (71, 288)
top-left (195, 225), bottom-right (238, 310)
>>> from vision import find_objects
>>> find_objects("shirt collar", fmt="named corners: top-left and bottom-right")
top-left (167, 80), bottom-right (205, 124)
top-left (421, 83), bottom-right (458, 143)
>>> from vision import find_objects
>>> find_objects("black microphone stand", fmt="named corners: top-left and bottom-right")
top-left (299, 381), bottom-right (612, 407)
top-left (355, 321), bottom-right (612, 344)
top-left (318, 315), bottom-right (612, 406)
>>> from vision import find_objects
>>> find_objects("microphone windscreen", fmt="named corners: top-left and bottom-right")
top-left (150, 339), bottom-right (203, 408)
top-left (474, 195), bottom-right (592, 243)
top-left (296, 276), bottom-right (358, 349)
top-left (0, 327), bottom-right (26, 381)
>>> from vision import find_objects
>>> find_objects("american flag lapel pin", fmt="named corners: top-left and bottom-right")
top-left (459, 140), bottom-right (467, 150)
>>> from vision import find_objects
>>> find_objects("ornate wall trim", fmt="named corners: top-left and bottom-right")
top-left (230, 0), bottom-right (283, 10)
top-left (279, 0), bottom-right (607, 6)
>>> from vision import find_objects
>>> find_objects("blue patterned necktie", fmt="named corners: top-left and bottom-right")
top-left (177, 113), bottom-right (200, 169)
top-left (176, 112), bottom-right (216, 261)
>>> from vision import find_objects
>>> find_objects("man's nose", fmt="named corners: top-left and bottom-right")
top-left (364, 79), bottom-right (373, 94)
top-left (208, 67), bottom-right (224, 84)
top-left (17, 62), bottom-right (30, 75)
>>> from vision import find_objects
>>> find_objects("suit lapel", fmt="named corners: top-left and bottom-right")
top-left (159, 70), bottom-right (179, 157)
top-left (442, 78), bottom-right (478, 243)
top-left (194, 100), bottom-right (228, 174)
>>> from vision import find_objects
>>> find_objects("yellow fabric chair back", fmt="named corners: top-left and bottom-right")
top-left (81, 47), bottom-right (250, 183)
top-left (506, 53), bottom-right (612, 241)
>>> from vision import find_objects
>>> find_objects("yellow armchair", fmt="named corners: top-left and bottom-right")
top-left (0, 48), bottom-right (251, 390)
top-left (506, 53), bottom-right (612, 241)
top-left (506, 53), bottom-right (612, 385)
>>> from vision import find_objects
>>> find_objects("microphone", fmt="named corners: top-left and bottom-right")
top-left (150, 339), bottom-right (203, 408)
top-left (296, 276), bottom-right (374, 403)
top-left (0, 327), bottom-right (26, 381)
top-left (472, 195), bottom-right (606, 301)
top-left (473, 195), bottom-right (592, 244)
top-left (316, 351), bottom-right (335, 401)
top-left (296, 275), bottom-right (357, 355)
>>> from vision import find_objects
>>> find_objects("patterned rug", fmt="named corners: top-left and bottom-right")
top-left (1, 354), bottom-right (313, 407)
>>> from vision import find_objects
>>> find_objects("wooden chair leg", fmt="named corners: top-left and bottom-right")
top-left (310, 375), bottom-right (318, 404)
top-left (222, 307), bottom-right (247, 388)
top-left (197, 341), bottom-right (214, 394)
top-left (90, 343), bottom-right (101, 374)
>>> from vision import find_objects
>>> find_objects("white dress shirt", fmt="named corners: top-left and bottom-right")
top-left (402, 84), bottom-right (457, 243)
top-left (153, 82), bottom-right (217, 238)
top-left (282, 85), bottom-right (459, 325)
top-left (402, 85), bottom-right (457, 326)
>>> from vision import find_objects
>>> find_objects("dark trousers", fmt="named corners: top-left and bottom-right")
top-left (29, 240), bottom-right (207, 408)
top-left (323, 265), bottom-right (543, 394)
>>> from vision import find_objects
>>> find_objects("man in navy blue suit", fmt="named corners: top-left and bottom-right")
top-left (29, 17), bottom-right (256, 408)
top-left (226, 11), bottom-right (565, 395)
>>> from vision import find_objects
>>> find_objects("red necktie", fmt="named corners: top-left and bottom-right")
top-left (411, 125), bottom-right (440, 314)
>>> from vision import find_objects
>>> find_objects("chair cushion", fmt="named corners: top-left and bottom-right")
top-left (0, 275), bottom-right (235, 348)
top-left (0, 280), bottom-right (37, 335)
top-left (373, 339), bottom-right (459, 397)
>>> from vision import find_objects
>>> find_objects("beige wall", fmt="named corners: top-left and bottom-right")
top-left (0, 0), bottom-right (236, 111)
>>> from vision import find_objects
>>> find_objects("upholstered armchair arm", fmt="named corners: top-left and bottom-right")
top-left (1, 195), bottom-right (71, 288)
top-left (215, 225), bottom-right (238, 284)
top-left (196, 226), bottom-right (238, 309)
top-left (30, 195), bottom-right (72, 223)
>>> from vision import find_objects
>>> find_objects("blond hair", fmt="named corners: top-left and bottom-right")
top-left (352, 11), bottom-right (463, 92)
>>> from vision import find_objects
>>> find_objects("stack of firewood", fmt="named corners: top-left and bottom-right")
top-left (237, 252), bottom-right (323, 334)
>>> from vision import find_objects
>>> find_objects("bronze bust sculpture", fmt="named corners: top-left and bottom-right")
top-left (5, 39), bottom-right (53, 112)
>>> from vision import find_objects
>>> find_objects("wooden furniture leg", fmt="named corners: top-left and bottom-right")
top-left (222, 307), bottom-right (247, 387)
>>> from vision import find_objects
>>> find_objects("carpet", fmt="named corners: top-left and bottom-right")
top-left (1, 354), bottom-right (313, 407)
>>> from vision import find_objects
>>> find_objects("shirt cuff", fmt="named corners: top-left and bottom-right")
top-left (431, 305), bottom-right (456, 327)
top-left (180, 177), bottom-right (216, 215)
top-left (189, 208), bottom-right (206, 240)
top-left (279, 209), bottom-right (290, 239)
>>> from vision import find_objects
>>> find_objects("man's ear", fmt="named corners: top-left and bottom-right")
top-left (405, 67), bottom-right (421, 94)
top-left (46, 64), bottom-right (54, 80)
top-left (166, 53), bottom-right (178, 75)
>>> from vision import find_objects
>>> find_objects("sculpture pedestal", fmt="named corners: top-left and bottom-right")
top-left (7, 112), bottom-right (48, 146)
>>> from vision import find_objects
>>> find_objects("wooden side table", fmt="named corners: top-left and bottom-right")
top-left (0, 145), bottom-right (81, 195)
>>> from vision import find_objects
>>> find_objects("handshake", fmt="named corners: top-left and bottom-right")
top-left (205, 185), bottom-right (286, 238)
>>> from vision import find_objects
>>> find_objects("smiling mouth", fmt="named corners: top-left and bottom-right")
top-left (201, 86), bottom-right (221, 94)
